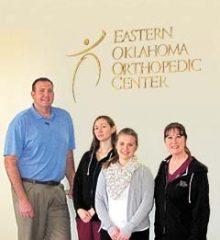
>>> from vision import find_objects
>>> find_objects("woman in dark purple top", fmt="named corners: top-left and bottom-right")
top-left (154, 122), bottom-right (210, 240)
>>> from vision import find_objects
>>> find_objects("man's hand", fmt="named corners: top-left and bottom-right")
top-left (19, 198), bottom-right (34, 218)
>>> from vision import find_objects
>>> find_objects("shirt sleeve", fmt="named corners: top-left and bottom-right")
top-left (4, 116), bottom-right (25, 158)
top-left (95, 169), bottom-right (116, 235)
top-left (66, 112), bottom-right (75, 150)
top-left (122, 166), bottom-right (155, 237)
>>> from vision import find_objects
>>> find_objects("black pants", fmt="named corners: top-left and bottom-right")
top-left (100, 228), bottom-right (149, 240)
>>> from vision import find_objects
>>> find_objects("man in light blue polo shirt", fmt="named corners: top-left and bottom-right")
top-left (4, 77), bottom-right (76, 240)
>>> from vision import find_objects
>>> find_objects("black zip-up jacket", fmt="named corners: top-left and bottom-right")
top-left (73, 149), bottom-right (115, 221)
top-left (154, 156), bottom-right (210, 240)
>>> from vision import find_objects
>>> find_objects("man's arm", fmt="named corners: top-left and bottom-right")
top-left (65, 150), bottom-right (75, 198)
top-left (4, 155), bottom-right (34, 218)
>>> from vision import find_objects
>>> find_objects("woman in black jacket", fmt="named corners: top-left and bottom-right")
top-left (154, 122), bottom-right (210, 240)
top-left (73, 116), bottom-right (117, 240)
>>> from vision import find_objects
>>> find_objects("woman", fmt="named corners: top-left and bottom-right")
top-left (96, 128), bottom-right (154, 240)
top-left (154, 122), bottom-right (210, 240)
top-left (73, 116), bottom-right (117, 240)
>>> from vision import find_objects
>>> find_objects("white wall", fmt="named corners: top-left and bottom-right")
top-left (0, 1), bottom-right (219, 239)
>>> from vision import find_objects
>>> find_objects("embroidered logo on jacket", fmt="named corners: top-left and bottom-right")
top-left (178, 180), bottom-right (188, 187)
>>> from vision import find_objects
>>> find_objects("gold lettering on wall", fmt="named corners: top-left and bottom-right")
top-left (68, 27), bottom-right (202, 102)
top-left (114, 27), bottom-right (173, 43)
top-left (111, 26), bottom-right (202, 90)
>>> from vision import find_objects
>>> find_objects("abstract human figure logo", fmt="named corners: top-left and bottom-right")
top-left (68, 30), bottom-right (106, 102)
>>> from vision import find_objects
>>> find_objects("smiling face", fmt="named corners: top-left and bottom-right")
top-left (116, 133), bottom-right (137, 162)
top-left (164, 128), bottom-right (187, 156)
top-left (31, 80), bottom-right (54, 112)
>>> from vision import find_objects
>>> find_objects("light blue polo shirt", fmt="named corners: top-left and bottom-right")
top-left (4, 105), bottom-right (75, 182)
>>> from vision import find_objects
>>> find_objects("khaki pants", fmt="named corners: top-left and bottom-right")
top-left (12, 182), bottom-right (71, 240)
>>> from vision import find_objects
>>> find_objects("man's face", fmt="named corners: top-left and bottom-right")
top-left (31, 81), bottom-right (54, 110)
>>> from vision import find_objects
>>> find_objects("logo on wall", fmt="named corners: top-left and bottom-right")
top-left (69, 27), bottom-right (202, 102)
top-left (68, 30), bottom-right (106, 102)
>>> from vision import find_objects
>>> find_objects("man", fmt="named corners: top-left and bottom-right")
top-left (4, 77), bottom-right (75, 240)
